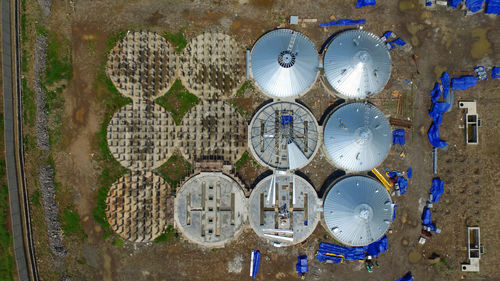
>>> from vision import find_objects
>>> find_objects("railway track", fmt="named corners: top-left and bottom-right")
top-left (2, 0), bottom-right (39, 280)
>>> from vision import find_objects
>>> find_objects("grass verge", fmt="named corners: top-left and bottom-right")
top-left (154, 225), bottom-right (178, 243)
top-left (155, 79), bottom-right (199, 125)
top-left (155, 154), bottom-right (192, 191)
top-left (162, 29), bottom-right (187, 53)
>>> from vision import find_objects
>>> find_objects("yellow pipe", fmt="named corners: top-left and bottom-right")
top-left (372, 168), bottom-right (393, 192)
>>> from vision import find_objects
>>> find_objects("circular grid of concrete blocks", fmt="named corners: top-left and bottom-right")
top-left (107, 101), bottom-right (176, 171)
top-left (106, 171), bottom-right (170, 242)
top-left (177, 100), bottom-right (247, 164)
top-left (248, 173), bottom-right (320, 246)
top-left (106, 31), bottom-right (178, 101)
top-left (179, 33), bottom-right (245, 100)
top-left (174, 172), bottom-right (247, 247)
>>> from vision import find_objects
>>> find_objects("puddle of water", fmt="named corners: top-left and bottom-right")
top-left (471, 28), bottom-right (492, 59)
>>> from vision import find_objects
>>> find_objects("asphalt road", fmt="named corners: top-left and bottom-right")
top-left (2, 0), bottom-right (33, 280)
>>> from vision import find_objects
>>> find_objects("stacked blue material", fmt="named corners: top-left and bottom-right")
top-left (251, 250), bottom-right (260, 279)
top-left (492, 67), bottom-right (500, 78)
top-left (422, 207), bottom-right (437, 232)
top-left (466, 0), bottom-right (485, 12)
top-left (486, 0), bottom-right (500, 14)
top-left (319, 19), bottom-right (366, 27)
top-left (440, 72), bottom-right (451, 99)
top-left (296, 255), bottom-right (308, 274)
top-left (396, 272), bottom-right (414, 281)
top-left (430, 178), bottom-right (445, 203)
top-left (429, 102), bottom-right (451, 125)
top-left (407, 167), bottom-right (413, 179)
top-left (316, 236), bottom-right (389, 262)
top-left (428, 123), bottom-right (448, 148)
top-left (451, 76), bottom-right (478, 90)
top-left (356, 0), bottom-right (376, 7)
top-left (392, 129), bottom-right (406, 145)
top-left (430, 82), bottom-right (441, 104)
top-left (393, 205), bottom-right (398, 221)
top-left (449, 0), bottom-right (463, 8)
top-left (387, 38), bottom-right (407, 50)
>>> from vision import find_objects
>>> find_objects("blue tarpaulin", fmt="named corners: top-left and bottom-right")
top-left (356, 0), bottom-right (376, 7)
top-left (440, 72), bottom-right (451, 99)
top-left (398, 177), bottom-right (408, 194)
top-left (296, 255), bottom-right (308, 274)
top-left (492, 67), bottom-right (500, 78)
top-left (452, 76), bottom-right (478, 90)
top-left (319, 19), bottom-right (366, 27)
top-left (383, 31), bottom-right (393, 41)
top-left (251, 250), bottom-right (260, 279)
top-left (466, 0), bottom-right (485, 12)
top-left (430, 82), bottom-right (442, 104)
top-left (281, 115), bottom-right (293, 125)
top-left (428, 123), bottom-right (448, 148)
top-left (429, 102), bottom-right (451, 125)
top-left (407, 167), bottom-right (413, 179)
top-left (396, 272), bottom-right (414, 281)
top-left (390, 38), bottom-right (406, 47)
top-left (430, 178), bottom-right (445, 203)
top-left (422, 207), bottom-right (437, 232)
top-left (364, 236), bottom-right (388, 258)
top-left (392, 129), bottom-right (406, 145)
top-left (486, 0), bottom-right (500, 14)
top-left (449, 0), bottom-right (463, 8)
top-left (393, 205), bottom-right (397, 221)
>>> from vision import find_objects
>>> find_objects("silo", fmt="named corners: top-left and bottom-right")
top-left (323, 102), bottom-right (391, 172)
top-left (250, 29), bottom-right (319, 98)
top-left (323, 175), bottom-right (393, 246)
top-left (324, 30), bottom-right (391, 99)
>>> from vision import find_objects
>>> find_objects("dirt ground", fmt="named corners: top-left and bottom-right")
top-left (22, 0), bottom-right (500, 280)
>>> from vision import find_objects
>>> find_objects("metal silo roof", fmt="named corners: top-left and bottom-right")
top-left (324, 30), bottom-right (391, 99)
top-left (251, 29), bottom-right (319, 98)
top-left (323, 102), bottom-right (391, 172)
top-left (323, 176), bottom-right (393, 246)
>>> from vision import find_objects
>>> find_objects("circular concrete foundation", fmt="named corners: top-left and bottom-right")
top-left (106, 171), bottom-right (170, 242)
top-left (174, 172), bottom-right (247, 247)
top-left (248, 173), bottom-right (320, 246)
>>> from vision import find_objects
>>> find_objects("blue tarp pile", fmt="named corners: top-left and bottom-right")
top-left (428, 74), bottom-right (451, 149)
top-left (296, 255), bottom-right (308, 275)
top-left (392, 129), bottom-right (406, 145)
top-left (430, 178), bottom-right (445, 203)
top-left (440, 72), bottom-right (451, 99)
top-left (319, 19), bottom-right (366, 27)
top-left (492, 67), bottom-right (500, 78)
top-left (422, 207), bottom-right (438, 232)
top-left (429, 102), bottom-right (451, 125)
top-left (451, 75), bottom-right (478, 90)
top-left (466, 0), bottom-right (485, 12)
top-left (281, 115), bottom-right (293, 125)
top-left (428, 123), bottom-right (448, 148)
top-left (251, 250), bottom-right (260, 279)
top-left (396, 272), bottom-right (414, 281)
top-left (393, 205), bottom-right (398, 221)
top-left (388, 171), bottom-right (409, 195)
top-left (356, 0), bottom-right (376, 7)
top-left (486, 0), bottom-right (500, 14)
top-left (316, 236), bottom-right (388, 263)
top-left (449, 0), bottom-right (462, 8)
top-left (407, 167), bottom-right (413, 179)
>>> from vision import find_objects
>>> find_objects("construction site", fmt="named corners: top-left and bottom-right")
top-left (4, 0), bottom-right (499, 281)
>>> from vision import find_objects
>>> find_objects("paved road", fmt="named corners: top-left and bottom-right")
top-left (2, 0), bottom-right (34, 280)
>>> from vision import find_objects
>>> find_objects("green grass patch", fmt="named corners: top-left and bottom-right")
top-left (234, 151), bottom-right (259, 171)
top-left (154, 225), bottom-right (178, 243)
top-left (0, 184), bottom-right (14, 281)
top-left (36, 24), bottom-right (48, 37)
top-left (62, 207), bottom-right (86, 239)
top-left (77, 257), bottom-right (87, 265)
top-left (163, 29), bottom-right (187, 53)
top-left (156, 154), bottom-right (192, 190)
top-left (235, 81), bottom-right (253, 97)
top-left (112, 237), bottom-right (124, 247)
top-left (155, 79), bottom-right (199, 125)
top-left (21, 78), bottom-right (36, 127)
top-left (105, 30), bottom-right (127, 53)
top-left (43, 31), bottom-right (72, 86)
top-left (30, 190), bottom-right (40, 207)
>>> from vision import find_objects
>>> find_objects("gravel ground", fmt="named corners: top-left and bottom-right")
top-left (34, 35), bottom-right (50, 151)
top-left (39, 165), bottom-right (66, 257)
